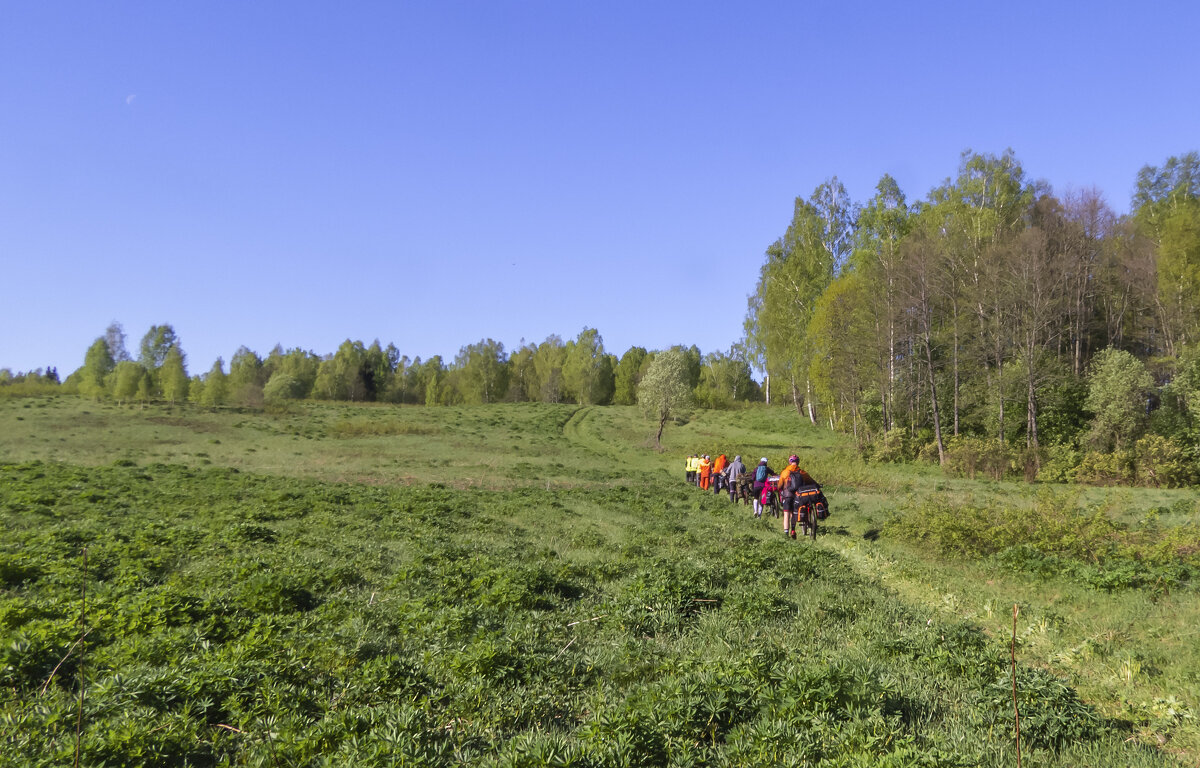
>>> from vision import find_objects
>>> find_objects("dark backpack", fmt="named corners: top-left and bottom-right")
top-left (785, 472), bottom-right (804, 494)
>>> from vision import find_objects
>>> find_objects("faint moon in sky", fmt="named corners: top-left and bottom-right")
top-left (125, 94), bottom-right (136, 105)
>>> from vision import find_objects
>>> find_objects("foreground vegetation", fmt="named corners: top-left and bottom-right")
top-left (2, 397), bottom-right (1197, 765)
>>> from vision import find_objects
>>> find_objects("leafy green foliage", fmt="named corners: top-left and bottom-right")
top-left (1085, 348), bottom-right (1155, 451)
top-left (0, 399), bottom-right (1193, 763)
top-left (79, 338), bottom-right (116, 401)
top-left (889, 492), bottom-right (1200, 592)
top-left (637, 349), bottom-right (694, 446)
top-left (1, 456), bottom-right (1170, 766)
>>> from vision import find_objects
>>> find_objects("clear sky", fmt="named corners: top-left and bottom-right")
top-left (2, 1), bottom-right (1198, 376)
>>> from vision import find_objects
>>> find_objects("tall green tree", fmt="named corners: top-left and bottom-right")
top-left (563, 328), bottom-right (614, 405)
top-left (362, 340), bottom-right (393, 401)
top-left (455, 338), bottom-right (510, 404)
top-left (383, 352), bottom-right (412, 403)
top-left (1133, 151), bottom-right (1200, 237)
top-left (613, 346), bottom-right (649, 405)
top-left (139, 324), bottom-right (180, 370)
top-left (853, 175), bottom-right (911, 430)
top-left (532, 336), bottom-right (567, 403)
top-left (105, 321), bottom-right (130, 363)
top-left (160, 345), bottom-right (189, 403)
top-left (79, 337), bottom-right (115, 400)
top-left (263, 372), bottom-right (305, 404)
top-left (926, 149), bottom-right (1033, 439)
top-left (746, 179), bottom-right (850, 421)
top-left (1153, 197), bottom-right (1200, 354)
top-left (111, 361), bottom-right (146, 405)
top-left (227, 346), bottom-right (265, 405)
top-left (268, 348), bottom-right (320, 400)
top-left (638, 348), bottom-right (694, 448)
top-left (199, 359), bottom-right (228, 407)
top-left (1085, 347), bottom-right (1154, 451)
top-left (422, 355), bottom-right (447, 406)
top-left (808, 270), bottom-right (876, 441)
top-left (314, 341), bottom-right (368, 401)
top-left (696, 349), bottom-right (758, 409)
top-left (505, 343), bottom-right (538, 403)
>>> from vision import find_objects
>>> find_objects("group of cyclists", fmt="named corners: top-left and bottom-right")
top-left (684, 453), bottom-right (828, 539)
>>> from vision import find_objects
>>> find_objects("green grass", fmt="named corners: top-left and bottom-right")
top-left (1, 397), bottom-right (1197, 765)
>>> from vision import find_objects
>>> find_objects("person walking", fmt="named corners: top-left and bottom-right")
top-left (698, 455), bottom-right (712, 491)
top-left (751, 458), bottom-right (773, 517)
top-left (711, 454), bottom-right (728, 494)
top-left (726, 455), bottom-right (746, 502)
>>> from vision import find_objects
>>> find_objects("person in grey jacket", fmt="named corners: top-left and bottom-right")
top-left (725, 455), bottom-right (746, 502)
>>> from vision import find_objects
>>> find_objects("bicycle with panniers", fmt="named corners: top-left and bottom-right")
top-left (778, 455), bottom-right (828, 540)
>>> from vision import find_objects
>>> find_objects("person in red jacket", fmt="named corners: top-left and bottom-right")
top-left (710, 454), bottom-right (728, 494)
top-left (698, 455), bottom-right (712, 490)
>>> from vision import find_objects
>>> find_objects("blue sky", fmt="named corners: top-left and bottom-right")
top-left (2, 1), bottom-right (1198, 376)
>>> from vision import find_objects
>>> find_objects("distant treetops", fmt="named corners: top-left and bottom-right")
top-left (48, 323), bottom-right (762, 411)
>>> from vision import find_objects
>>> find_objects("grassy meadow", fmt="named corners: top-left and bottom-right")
top-left (1, 396), bottom-right (1198, 766)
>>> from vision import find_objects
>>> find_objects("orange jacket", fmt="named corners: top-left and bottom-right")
top-left (712, 455), bottom-right (727, 474)
top-left (776, 463), bottom-right (797, 490)
top-left (777, 463), bottom-right (815, 491)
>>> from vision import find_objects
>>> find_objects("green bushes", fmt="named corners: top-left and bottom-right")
top-left (943, 436), bottom-right (1014, 480)
top-left (890, 491), bottom-right (1200, 591)
top-left (984, 668), bottom-right (1102, 751)
top-left (1056, 435), bottom-right (1197, 487)
top-left (1131, 434), bottom-right (1197, 486)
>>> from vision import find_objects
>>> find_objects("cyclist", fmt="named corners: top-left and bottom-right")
top-left (777, 455), bottom-right (818, 538)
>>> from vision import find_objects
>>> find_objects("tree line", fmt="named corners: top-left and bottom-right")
top-left (746, 149), bottom-right (1200, 485)
top-left (10, 323), bottom-right (760, 411)
top-left (8, 148), bottom-right (1199, 486)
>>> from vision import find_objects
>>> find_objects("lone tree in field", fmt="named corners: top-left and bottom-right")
top-left (638, 349), bottom-right (693, 449)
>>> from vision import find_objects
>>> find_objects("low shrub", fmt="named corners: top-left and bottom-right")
top-left (1038, 443), bottom-right (1081, 483)
top-left (943, 436), bottom-right (1015, 481)
top-left (869, 428), bottom-right (910, 463)
top-left (984, 668), bottom-right (1103, 751)
top-left (891, 490), bottom-right (1200, 591)
top-left (1073, 450), bottom-right (1136, 485)
top-left (1134, 434), bottom-right (1197, 487)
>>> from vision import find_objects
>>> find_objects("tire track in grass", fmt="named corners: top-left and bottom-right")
top-left (559, 406), bottom-right (676, 487)
top-left (561, 406), bottom-right (631, 463)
